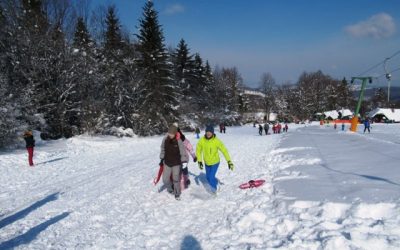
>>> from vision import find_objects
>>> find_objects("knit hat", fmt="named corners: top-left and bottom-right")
top-left (24, 130), bottom-right (32, 136)
top-left (205, 125), bottom-right (214, 134)
top-left (168, 125), bottom-right (178, 135)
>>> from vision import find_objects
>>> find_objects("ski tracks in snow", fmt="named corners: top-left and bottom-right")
top-left (1, 125), bottom-right (400, 249)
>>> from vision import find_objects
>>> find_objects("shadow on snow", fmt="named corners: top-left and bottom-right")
top-left (0, 192), bottom-right (60, 229)
top-left (320, 164), bottom-right (400, 187)
top-left (0, 212), bottom-right (70, 249)
top-left (35, 157), bottom-right (68, 165)
top-left (180, 235), bottom-right (202, 250)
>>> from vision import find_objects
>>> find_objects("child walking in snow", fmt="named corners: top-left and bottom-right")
top-left (176, 128), bottom-right (197, 188)
top-left (196, 125), bottom-right (234, 193)
top-left (160, 125), bottom-right (189, 200)
top-left (23, 130), bottom-right (35, 166)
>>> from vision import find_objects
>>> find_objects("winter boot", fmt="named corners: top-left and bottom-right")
top-left (183, 174), bottom-right (190, 188)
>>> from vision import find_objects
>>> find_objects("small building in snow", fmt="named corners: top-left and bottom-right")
top-left (323, 109), bottom-right (353, 120)
top-left (368, 108), bottom-right (400, 123)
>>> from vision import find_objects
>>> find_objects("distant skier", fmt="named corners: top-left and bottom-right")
top-left (341, 123), bottom-right (345, 131)
top-left (23, 130), bottom-right (35, 167)
top-left (176, 128), bottom-right (197, 188)
top-left (363, 118), bottom-right (371, 133)
top-left (159, 125), bottom-right (188, 200)
top-left (195, 127), bottom-right (200, 139)
top-left (258, 124), bottom-right (263, 135)
top-left (284, 123), bottom-right (288, 132)
top-left (264, 123), bottom-right (269, 135)
top-left (334, 123), bottom-right (337, 130)
top-left (196, 125), bottom-right (234, 194)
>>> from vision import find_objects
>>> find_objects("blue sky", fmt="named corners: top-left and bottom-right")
top-left (96, 0), bottom-right (400, 88)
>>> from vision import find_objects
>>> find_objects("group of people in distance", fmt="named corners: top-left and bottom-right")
top-left (257, 122), bottom-right (288, 135)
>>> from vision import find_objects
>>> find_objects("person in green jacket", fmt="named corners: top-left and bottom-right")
top-left (196, 124), bottom-right (234, 193)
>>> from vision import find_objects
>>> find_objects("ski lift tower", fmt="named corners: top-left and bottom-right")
top-left (350, 76), bottom-right (372, 132)
top-left (383, 58), bottom-right (392, 103)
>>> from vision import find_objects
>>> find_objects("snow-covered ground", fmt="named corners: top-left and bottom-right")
top-left (1, 123), bottom-right (400, 249)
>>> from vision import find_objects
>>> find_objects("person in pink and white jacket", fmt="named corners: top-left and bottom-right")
top-left (176, 127), bottom-right (197, 188)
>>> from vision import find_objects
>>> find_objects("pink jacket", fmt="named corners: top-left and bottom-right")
top-left (176, 132), bottom-right (196, 161)
top-left (183, 139), bottom-right (196, 160)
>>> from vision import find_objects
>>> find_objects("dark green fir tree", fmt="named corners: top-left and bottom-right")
top-left (136, 1), bottom-right (179, 135)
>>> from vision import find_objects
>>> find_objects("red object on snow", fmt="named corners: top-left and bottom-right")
top-left (153, 164), bottom-right (164, 185)
top-left (27, 147), bottom-right (34, 166)
top-left (239, 179), bottom-right (265, 189)
top-left (153, 164), bottom-right (187, 191)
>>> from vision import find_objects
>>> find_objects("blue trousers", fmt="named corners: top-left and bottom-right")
top-left (205, 162), bottom-right (219, 190)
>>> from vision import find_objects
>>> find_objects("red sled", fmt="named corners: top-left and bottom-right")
top-left (239, 179), bottom-right (265, 189)
top-left (153, 164), bottom-right (164, 185)
top-left (153, 164), bottom-right (187, 190)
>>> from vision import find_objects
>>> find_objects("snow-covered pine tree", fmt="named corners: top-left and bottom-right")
top-left (203, 60), bottom-right (215, 107)
top-left (12, 0), bottom-right (58, 137)
top-left (136, 1), bottom-right (179, 135)
top-left (45, 17), bottom-right (87, 138)
top-left (191, 53), bottom-right (210, 110)
top-left (171, 39), bottom-right (195, 119)
top-left (73, 17), bottom-right (92, 51)
top-left (100, 5), bottom-right (138, 132)
top-left (71, 16), bottom-right (102, 134)
top-left (172, 39), bottom-right (194, 96)
top-left (0, 5), bottom-right (23, 147)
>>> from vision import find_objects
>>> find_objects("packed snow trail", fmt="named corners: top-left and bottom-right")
top-left (274, 123), bottom-right (400, 203)
top-left (1, 124), bottom-right (400, 249)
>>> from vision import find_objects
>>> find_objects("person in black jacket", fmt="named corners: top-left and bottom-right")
top-left (159, 125), bottom-right (189, 200)
top-left (23, 130), bottom-right (35, 166)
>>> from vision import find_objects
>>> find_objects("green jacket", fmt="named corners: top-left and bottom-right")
top-left (196, 135), bottom-right (231, 166)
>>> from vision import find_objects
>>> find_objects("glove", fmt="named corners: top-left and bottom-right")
top-left (159, 159), bottom-right (164, 166)
top-left (182, 162), bottom-right (188, 169)
top-left (193, 156), bottom-right (197, 163)
top-left (228, 161), bottom-right (234, 171)
top-left (198, 162), bottom-right (203, 170)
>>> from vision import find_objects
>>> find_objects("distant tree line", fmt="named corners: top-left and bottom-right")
top-left (256, 71), bottom-right (400, 122)
top-left (258, 71), bottom-right (354, 121)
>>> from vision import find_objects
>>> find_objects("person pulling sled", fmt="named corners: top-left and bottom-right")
top-left (160, 125), bottom-right (188, 200)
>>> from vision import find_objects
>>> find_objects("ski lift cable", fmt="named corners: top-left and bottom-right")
top-left (357, 49), bottom-right (400, 77)
top-left (375, 67), bottom-right (400, 79)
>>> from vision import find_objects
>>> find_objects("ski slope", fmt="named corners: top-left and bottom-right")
top-left (1, 123), bottom-right (400, 249)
